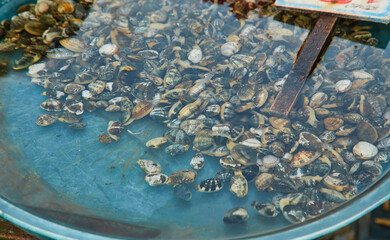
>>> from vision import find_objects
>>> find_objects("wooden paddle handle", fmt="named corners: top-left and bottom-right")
top-left (269, 15), bottom-right (338, 118)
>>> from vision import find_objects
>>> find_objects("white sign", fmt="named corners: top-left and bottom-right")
top-left (275, 0), bottom-right (390, 23)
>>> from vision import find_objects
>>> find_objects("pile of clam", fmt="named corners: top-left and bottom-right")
top-left (0, 0), bottom-right (93, 70)
top-left (1, 0), bottom-right (389, 225)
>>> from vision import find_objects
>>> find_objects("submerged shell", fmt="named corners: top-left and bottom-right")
top-left (223, 207), bottom-right (249, 224)
top-left (167, 169), bottom-right (197, 185)
top-left (132, 101), bottom-right (154, 120)
top-left (291, 151), bottom-right (320, 168)
top-left (230, 170), bottom-right (248, 198)
top-left (60, 38), bottom-right (84, 52)
top-left (188, 47), bottom-right (202, 64)
top-left (145, 173), bottom-right (168, 186)
top-left (173, 184), bottom-right (192, 201)
top-left (99, 43), bottom-right (118, 55)
top-left (190, 152), bottom-right (205, 170)
top-left (353, 141), bottom-right (378, 159)
top-left (194, 178), bottom-right (223, 192)
top-left (251, 202), bottom-right (278, 217)
top-left (146, 137), bottom-right (168, 148)
top-left (221, 42), bottom-right (239, 57)
top-left (137, 159), bottom-right (162, 174)
top-left (36, 114), bottom-right (58, 126)
top-left (40, 98), bottom-right (62, 111)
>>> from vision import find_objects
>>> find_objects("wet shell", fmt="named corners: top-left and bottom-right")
top-left (167, 169), bottom-right (197, 185)
top-left (215, 169), bottom-right (234, 183)
top-left (188, 47), bottom-right (202, 64)
top-left (36, 114), bottom-right (58, 126)
top-left (230, 170), bottom-right (248, 198)
top-left (309, 92), bottom-right (328, 109)
top-left (357, 121), bottom-right (378, 143)
top-left (353, 141), bottom-right (378, 159)
top-left (221, 42), bottom-right (239, 57)
top-left (164, 129), bottom-right (191, 146)
top-left (323, 172), bottom-right (349, 191)
top-left (298, 132), bottom-right (323, 152)
top-left (60, 38), bottom-right (84, 52)
top-left (237, 84), bottom-right (255, 101)
top-left (146, 137), bottom-right (168, 148)
top-left (240, 138), bottom-right (261, 149)
top-left (251, 202), bottom-right (278, 217)
top-left (24, 21), bottom-right (47, 36)
top-left (40, 98), bottom-right (62, 112)
top-left (57, 1), bottom-right (74, 14)
top-left (58, 112), bottom-right (81, 123)
top-left (64, 83), bottom-right (85, 95)
top-left (252, 88), bottom-right (268, 108)
top-left (99, 43), bottom-right (118, 55)
top-left (13, 53), bottom-right (41, 70)
top-left (231, 144), bottom-right (257, 166)
top-left (99, 133), bottom-right (112, 143)
top-left (88, 80), bottom-right (106, 95)
top-left (193, 130), bottom-right (215, 151)
top-left (173, 184), bottom-right (192, 201)
top-left (204, 104), bottom-right (220, 117)
top-left (165, 144), bottom-right (189, 156)
top-left (223, 207), bottom-right (249, 225)
top-left (194, 178), bottom-right (223, 192)
top-left (324, 117), bottom-right (344, 131)
top-left (64, 100), bottom-right (83, 115)
top-left (190, 152), bottom-right (205, 170)
top-left (201, 145), bottom-right (230, 157)
top-left (180, 119), bottom-right (204, 136)
top-left (145, 173), bottom-right (168, 186)
top-left (220, 155), bottom-right (241, 169)
top-left (262, 155), bottom-right (280, 168)
top-left (291, 151), bottom-right (320, 168)
top-left (137, 159), bottom-right (162, 174)
top-left (269, 117), bottom-right (291, 130)
top-left (132, 101), bottom-right (153, 120)
top-left (335, 80), bottom-right (352, 93)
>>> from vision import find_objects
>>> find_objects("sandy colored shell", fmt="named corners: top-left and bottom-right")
top-left (229, 170), bottom-right (248, 198)
top-left (99, 43), bottom-right (118, 55)
top-left (36, 114), bottom-right (58, 126)
top-left (137, 159), bottom-right (162, 174)
top-left (167, 169), bottom-right (197, 185)
top-left (88, 80), bottom-right (106, 95)
top-left (324, 117), bottom-right (344, 131)
top-left (132, 101), bottom-right (154, 120)
top-left (146, 137), bottom-right (168, 148)
top-left (57, 1), bottom-right (74, 14)
top-left (353, 141), bottom-right (378, 159)
top-left (60, 38), bottom-right (84, 52)
top-left (291, 151), bottom-right (320, 168)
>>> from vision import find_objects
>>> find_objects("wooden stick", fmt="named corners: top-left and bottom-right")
top-left (269, 15), bottom-right (338, 118)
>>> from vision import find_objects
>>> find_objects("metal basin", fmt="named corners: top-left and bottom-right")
top-left (0, 0), bottom-right (389, 239)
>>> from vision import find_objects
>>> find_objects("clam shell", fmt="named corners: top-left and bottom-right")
top-left (291, 151), bottom-right (320, 168)
top-left (99, 43), bottom-right (118, 55)
top-left (145, 173), bottom-right (168, 186)
top-left (137, 159), bottom-right (162, 174)
top-left (324, 117), bottom-right (344, 131)
top-left (223, 207), bottom-right (248, 224)
top-left (188, 47), bottom-right (202, 64)
top-left (353, 141), bottom-right (378, 159)
top-left (221, 42), bottom-right (239, 57)
top-left (262, 155), bottom-right (280, 168)
top-left (60, 38), bottom-right (84, 53)
top-left (335, 80), bottom-right (352, 93)
top-left (357, 121), bottom-right (378, 143)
